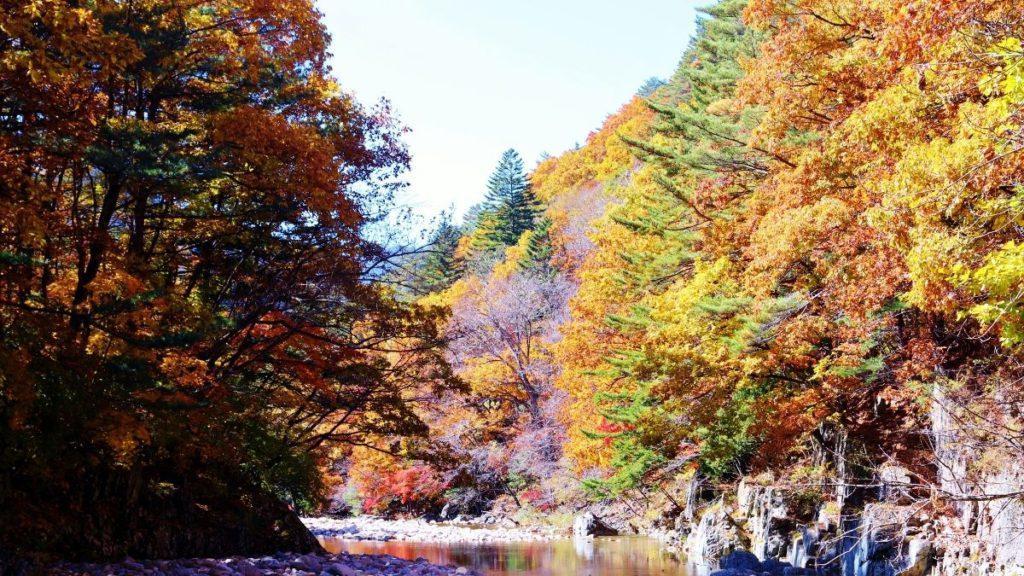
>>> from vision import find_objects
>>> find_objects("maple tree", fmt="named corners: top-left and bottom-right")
top-left (0, 0), bottom-right (456, 560)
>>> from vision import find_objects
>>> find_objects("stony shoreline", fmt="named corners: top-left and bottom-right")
top-left (303, 516), bottom-right (559, 544)
top-left (47, 551), bottom-right (481, 576)
top-left (39, 516), bottom-right (563, 576)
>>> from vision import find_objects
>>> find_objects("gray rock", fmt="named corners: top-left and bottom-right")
top-left (686, 499), bottom-right (742, 567)
top-left (324, 563), bottom-right (358, 576)
top-left (721, 550), bottom-right (762, 572)
top-left (897, 539), bottom-right (932, 576)
top-left (439, 502), bottom-right (457, 520)
top-left (235, 561), bottom-right (263, 576)
top-left (878, 464), bottom-right (913, 503)
top-left (761, 558), bottom-right (793, 576)
top-left (45, 552), bottom-right (478, 576)
top-left (572, 512), bottom-right (618, 537)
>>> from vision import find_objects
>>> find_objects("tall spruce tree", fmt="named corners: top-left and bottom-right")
top-left (478, 149), bottom-right (539, 247)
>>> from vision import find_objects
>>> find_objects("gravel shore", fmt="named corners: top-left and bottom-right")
top-left (303, 516), bottom-right (558, 544)
top-left (43, 517), bottom-right (555, 575)
top-left (48, 551), bottom-right (481, 576)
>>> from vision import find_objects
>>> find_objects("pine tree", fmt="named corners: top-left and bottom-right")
top-left (519, 217), bottom-right (554, 272)
top-left (415, 217), bottom-right (464, 294)
top-left (466, 210), bottom-right (510, 258)
top-left (587, 0), bottom-right (765, 486)
top-left (621, 0), bottom-right (763, 224)
top-left (479, 149), bottom-right (539, 247)
top-left (637, 77), bottom-right (666, 97)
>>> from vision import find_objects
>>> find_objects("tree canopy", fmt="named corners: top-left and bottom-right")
top-left (0, 0), bottom-right (456, 560)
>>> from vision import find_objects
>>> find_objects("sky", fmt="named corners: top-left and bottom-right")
top-left (318, 1), bottom-right (701, 223)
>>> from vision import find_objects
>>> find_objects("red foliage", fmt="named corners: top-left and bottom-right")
top-left (359, 465), bottom-right (448, 515)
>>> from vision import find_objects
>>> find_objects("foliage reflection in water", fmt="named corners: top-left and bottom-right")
top-left (320, 536), bottom-right (693, 575)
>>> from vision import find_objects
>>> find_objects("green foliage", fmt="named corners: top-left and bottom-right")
top-left (582, 386), bottom-right (668, 499)
top-left (519, 217), bottom-right (555, 272)
top-left (638, 77), bottom-right (667, 97)
top-left (472, 149), bottom-right (541, 253)
top-left (583, 0), bottom-right (763, 489)
top-left (695, 384), bottom-right (760, 479)
top-left (414, 217), bottom-right (465, 294)
top-left (723, 294), bottom-right (807, 354)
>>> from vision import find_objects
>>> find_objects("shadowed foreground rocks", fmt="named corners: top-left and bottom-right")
top-left (712, 550), bottom-right (818, 576)
top-left (0, 464), bottom-right (322, 564)
top-left (46, 552), bottom-right (480, 576)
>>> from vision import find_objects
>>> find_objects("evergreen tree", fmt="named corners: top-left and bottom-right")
top-left (618, 0), bottom-right (764, 234)
top-left (479, 149), bottom-right (539, 247)
top-left (637, 76), bottom-right (666, 97)
top-left (467, 210), bottom-right (510, 258)
top-left (519, 217), bottom-right (555, 272)
top-left (590, 0), bottom-right (765, 487)
top-left (415, 217), bottom-right (464, 294)
top-left (461, 202), bottom-right (487, 234)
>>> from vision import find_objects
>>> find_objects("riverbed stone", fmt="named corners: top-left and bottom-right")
top-left (324, 562), bottom-right (357, 576)
top-left (45, 552), bottom-right (482, 576)
top-left (572, 512), bottom-right (618, 537)
top-left (303, 515), bottom-right (555, 544)
top-left (721, 550), bottom-right (763, 572)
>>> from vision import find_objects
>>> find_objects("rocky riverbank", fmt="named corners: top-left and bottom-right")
top-left (575, 385), bottom-right (1024, 576)
top-left (47, 551), bottom-right (481, 576)
top-left (303, 516), bottom-right (558, 543)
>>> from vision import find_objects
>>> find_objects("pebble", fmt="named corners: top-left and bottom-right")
top-left (47, 552), bottom-right (481, 576)
top-left (301, 516), bottom-right (557, 544)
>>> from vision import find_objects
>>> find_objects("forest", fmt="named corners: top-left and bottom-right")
top-left (1, 0), bottom-right (1023, 575)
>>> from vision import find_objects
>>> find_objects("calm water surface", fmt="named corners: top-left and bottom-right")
top-left (320, 535), bottom-right (696, 576)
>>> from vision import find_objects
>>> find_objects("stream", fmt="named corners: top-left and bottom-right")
top-left (320, 535), bottom-right (696, 576)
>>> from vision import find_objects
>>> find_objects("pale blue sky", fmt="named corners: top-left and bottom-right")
top-left (318, 1), bottom-right (700, 222)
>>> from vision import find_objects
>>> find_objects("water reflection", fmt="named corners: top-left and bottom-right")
top-left (320, 535), bottom-right (694, 575)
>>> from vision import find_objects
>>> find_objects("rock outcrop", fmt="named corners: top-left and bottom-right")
top-left (668, 384), bottom-right (1024, 576)
top-left (572, 512), bottom-right (618, 538)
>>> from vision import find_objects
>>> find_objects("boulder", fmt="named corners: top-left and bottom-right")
top-left (686, 499), bottom-right (744, 567)
top-left (324, 563), bottom-right (358, 576)
top-left (897, 539), bottom-right (932, 576)
top-left (878, 464), bottom-right (913, 504)
top-left (439, 502), bottom-right (457, 520)
top-left (572, 512), bottom-right (618, 537)
top-left (761, 558), bottom-right (794, 576)
top-left (235, 560), bottom-right (264, 576)
top-left (720, 550), bottom-right (762, 572)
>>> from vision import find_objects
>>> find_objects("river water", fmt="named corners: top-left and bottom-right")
top-left (320, 535), bottom-right (696, 575)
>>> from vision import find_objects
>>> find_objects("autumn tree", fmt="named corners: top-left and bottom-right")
top-left (0, 0), bottom-right (456, 561)
top-left (448, 268), bottom-right (570, 424)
